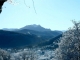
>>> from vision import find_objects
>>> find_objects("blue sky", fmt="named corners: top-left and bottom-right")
top-left (0, 0), bottom-right (80, 30)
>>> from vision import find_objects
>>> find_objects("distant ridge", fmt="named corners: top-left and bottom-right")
top-left (0, 30), bottom-right (43, 48)
top-left (36, 34), bottom-right (62, 49)
top-left (0, 24), bottom-right (63, 48)
top-left (20, 24), bottom-right (51, 32)
top-left (2, 28), bottom-right (18, 31)
top-left (1, 24), bottom-right (63, 41)
top-left (19, 24), bottom-right (62, 40)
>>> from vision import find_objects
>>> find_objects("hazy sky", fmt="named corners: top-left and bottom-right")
top-left (0, 0), bottom-right (80, 30)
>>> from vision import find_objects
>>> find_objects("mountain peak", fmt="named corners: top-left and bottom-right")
top-left (21, 24), bottom-right (51, 32)
top-left (31, 24), bottom-right (41, 27)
